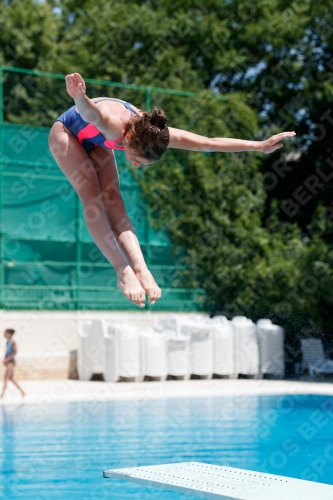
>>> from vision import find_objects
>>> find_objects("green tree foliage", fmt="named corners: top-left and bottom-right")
top-left (0, 0), bottom-right (66, 125)
top-left (52, 0), bottom-right (333, 242)
top-left (136, 93), bottom-right (331, 330)
top-left (1, 0), bottom-right (333, 346)
top-left (0, 0), bottom-right (60, 68)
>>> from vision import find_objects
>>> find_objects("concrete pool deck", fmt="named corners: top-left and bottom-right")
top-left (1, 378), bottom-right (333, 405)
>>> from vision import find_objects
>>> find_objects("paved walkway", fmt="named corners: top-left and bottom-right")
top-left (1, 378), bottom-right (333, 405)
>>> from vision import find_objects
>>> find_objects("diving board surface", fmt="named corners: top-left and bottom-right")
top-left (103, 461), bottom-right (333, 500)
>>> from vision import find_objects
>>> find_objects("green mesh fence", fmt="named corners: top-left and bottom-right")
top-left (0, 67), bottom-right (226, 310)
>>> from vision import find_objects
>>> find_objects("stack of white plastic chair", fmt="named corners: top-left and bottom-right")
top-left (140, 328), bottom-right (168, 380)
top-left (166, 330), bottom-right (190, 379)
top-left (181, 319), bottom-right (213, 378)
top-left (257, 319), bottom-right (284, 378)
top-left (232, 316), bottom-right (259, 377)
top-left (103, 321), bottom-right (122, 383)
top-left (154, 314), bottom-right (189, 378)
top-left (78, 320), bottom-right (105, 381)
top-left (210, 316), bottom-right (236, 377)
top-left (110, 322), bottom-right (141, 380)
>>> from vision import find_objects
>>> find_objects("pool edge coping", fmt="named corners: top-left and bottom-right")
top-left (1, 378), bottom-right (333, 406)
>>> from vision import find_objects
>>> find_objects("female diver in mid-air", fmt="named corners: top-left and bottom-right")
top-left (48, 73), bottom-right (296, 308)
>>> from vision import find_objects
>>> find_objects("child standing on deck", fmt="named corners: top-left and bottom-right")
top-left (1, 329), bottom-right (25, 399)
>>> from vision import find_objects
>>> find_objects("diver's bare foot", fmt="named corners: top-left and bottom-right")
top-left (134, 268), bottom-right (162, 305)
top-left (117, 265), bottom-right (146, 307)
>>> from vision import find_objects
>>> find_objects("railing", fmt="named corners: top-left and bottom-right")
top-left (0, 65), bottom-right (227, 117)
top-left (0, 66), bottom-right (226, 311)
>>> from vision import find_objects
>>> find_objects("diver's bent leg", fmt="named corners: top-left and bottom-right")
top-left (89, 147), bottom-right (162, 304)
top-left (48, 122), bottom-right (146, 307)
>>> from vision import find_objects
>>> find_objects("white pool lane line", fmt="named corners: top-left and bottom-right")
top-left (1, 379), bottom-right (333, 406)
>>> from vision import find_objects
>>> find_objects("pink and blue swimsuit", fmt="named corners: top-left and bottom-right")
top-left (56, 98), bottom-right (138, 152)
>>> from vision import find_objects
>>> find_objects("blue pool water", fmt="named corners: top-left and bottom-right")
top-left (0, 394), bottom-right (333, 499)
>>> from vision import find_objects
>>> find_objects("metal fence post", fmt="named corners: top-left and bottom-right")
top-left (75, 193), bottom-right (81, 309)
top-left (0, 67), bottom-right (4, 309)
top-left (0, 66), bottom-right (210, 311)
top-left (145, 88), bottom-right (152, 310)
top-left (145, 202), bottom-right (152, 311)
top-left (146, 89), bottom-right (151, 111)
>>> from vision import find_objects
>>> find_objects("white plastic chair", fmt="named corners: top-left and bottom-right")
top-left (114, 324), bottom-right (141, 380)
top-left (232, 316), bottom-right (259, 377)
top-left (210, 315), bottom-right (229, 324)
top-left (140, 329), bottom-right (168, 380)
top-left (211, 318), bottom-right (236, 377)
top-left (257, 318), bottom-right (284, 378)
top-left (78, 320), bottom-right (105, 381)
top-left (301, 338), bottom-right (333, 378)
top-left (103, 322), bottom-right (118, 383)
top-left (184, 323), bottom-right (213, 378)
top-left (154, 314), bottom-right (182, 336)
top-left (184, 313), bottom-right (210, 324)
top-left (167, 332), bottom-right (190, 379)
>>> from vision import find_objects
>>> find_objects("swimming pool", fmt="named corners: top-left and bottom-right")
top-left (0, 394), bottom-right (332, 499)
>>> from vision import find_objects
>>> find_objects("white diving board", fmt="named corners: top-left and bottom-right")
top-left (103, 461), bottom-right (333, 500)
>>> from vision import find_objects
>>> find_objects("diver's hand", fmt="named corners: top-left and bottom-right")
top-left (258, 131), bottom-right (296, 154)
top-left (65, 72), bottom-right (86, 99)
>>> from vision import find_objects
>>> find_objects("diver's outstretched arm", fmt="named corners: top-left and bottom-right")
top-left (168, 128), bottom-right (296, 154)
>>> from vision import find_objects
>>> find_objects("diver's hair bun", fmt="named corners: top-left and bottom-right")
top-left (150, 109), bottom-right (168, 129)
top-left (128, 108), bottom-right (170, 161)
